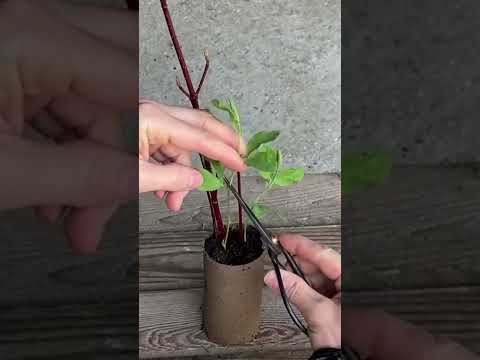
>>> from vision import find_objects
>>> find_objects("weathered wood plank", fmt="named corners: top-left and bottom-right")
top-left (0, 204), bottom-right (138, 305)
top-left (139, 174), bottom-right (341, 233)
top-left (140, 288), bottom-right (309, 359)
top-left (140, 225), bottom-right (340, 291)
top-left (139, 287), bottom-right (480, 358)
top-left (343, 166), bottom-right (480, 290)
top-left (343, 166), bottom-right (480, 241)
top-left (164, 350), bottom-right (313, 360)
top-left (0, 300), bottom-right (137, 359)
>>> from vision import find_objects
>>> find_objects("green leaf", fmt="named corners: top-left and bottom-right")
top-left (210, 160), bottom-right (225, 179)
top-left (212, 98), bottom-right (242, 135)
top-left (251, 202), bottom-right (268, 219)
top-left (274, 167), bottom-right (304, 186)
top-left (198, 169), bottom-right (224, 191)
top-left (246, 144), bottom-right (279, 172)
top-left (342, 150), bottom-right (392, 195)
top-left (258, 149), bottom-right (283, 185)
top-left (247, 131), bottom-right (280, 156)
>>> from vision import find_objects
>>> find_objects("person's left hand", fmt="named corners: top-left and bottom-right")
top-left (0, 0), bottom-right (137, 253)
top-left (139, 100), bottom-right (247, 210)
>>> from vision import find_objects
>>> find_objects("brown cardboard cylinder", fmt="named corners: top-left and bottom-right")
top-left (203, 243), bottom-right (265, 345)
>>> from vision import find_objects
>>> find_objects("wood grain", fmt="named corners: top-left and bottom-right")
top-left (139, 174), bottom-right (341, 233)
top-left (343, 166), bottom-right (480, 290)
top-left (139, 288), bottom-right (309, 359)
top-left (164, 350), bottom-right (313, 360)
top-left (0, 299), bottom-right (137, 360)
top-left (0, 204), bottom-right (138, 305)
top-left (140, 225), bottom-right (340, 291)
top-left (343, 166), bottom-right (480, 241)
top-left (139, 287), bottom-right (480, 358)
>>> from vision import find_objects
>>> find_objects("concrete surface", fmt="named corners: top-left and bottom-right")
top-left (140, 0), bottom-right (341, 173)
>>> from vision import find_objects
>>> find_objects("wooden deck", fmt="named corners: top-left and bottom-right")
top-left (139, 167), bottom-right (480, 359)
top-left (2, 166), bottom-right (479, 358)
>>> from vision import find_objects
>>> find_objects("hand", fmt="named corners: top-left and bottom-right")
top-left (264, 234), bottom-right (341, 349)
top-left (139, 100), bottom-right (247, 210)
top-left (0, 0), bottom-right (137, 253)
top-left (264, 235), bottom-right (477, 359)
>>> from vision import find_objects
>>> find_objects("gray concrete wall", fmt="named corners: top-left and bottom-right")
top-left (140, 0), bottom-right (341, 174)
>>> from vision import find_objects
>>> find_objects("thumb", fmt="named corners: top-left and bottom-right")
top-left (139, 161), bottom-right (204, 193)
top-left (264, 269), bottom-right (340, 348)
top-left (0, 135), bottom-right (137, 210)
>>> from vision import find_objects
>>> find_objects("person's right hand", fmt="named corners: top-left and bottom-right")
top-left (264, 234), bottom-right (478, 360)
top-left (139, 100), bottom-right (247, 210)
top-left (264, 233), bottom-right (341, 349)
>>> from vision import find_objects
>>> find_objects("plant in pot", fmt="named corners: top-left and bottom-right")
top-left (159, 0), bottom-right (304, 345)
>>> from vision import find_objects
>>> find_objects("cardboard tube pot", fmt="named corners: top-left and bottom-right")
top-left (203, 229), bottom-right (265, 345)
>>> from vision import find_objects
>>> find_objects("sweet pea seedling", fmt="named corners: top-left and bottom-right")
top-left (199, 98), bottom-right (305, 244)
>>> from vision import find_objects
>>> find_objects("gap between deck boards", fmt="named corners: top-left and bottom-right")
top-left (139, 286), bottom-right (480, 358)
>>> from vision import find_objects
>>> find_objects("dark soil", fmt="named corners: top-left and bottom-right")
top-left (205, 225), bottom-right (264, 266)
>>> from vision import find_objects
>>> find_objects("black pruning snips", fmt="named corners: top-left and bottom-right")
top-left (223, 176), bottom-right (310, 335)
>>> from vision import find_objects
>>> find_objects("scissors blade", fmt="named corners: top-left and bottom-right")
top-left (223, 176), bottom-right (281, 257)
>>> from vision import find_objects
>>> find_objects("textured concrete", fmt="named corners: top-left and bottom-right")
top-left (140, 0), bottom-right (341, 173)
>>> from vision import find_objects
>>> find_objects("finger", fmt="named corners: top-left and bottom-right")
top-left (283, 259), bottom-right (337, 297)
top-left (42, 0), bottom-right (138, 53)
top-left (64, 206), bottom-right (117, 255)
top-left (156, 103), bottom-right (247, 155)
top-left (47, 94), bottom-right (124, 148)
top-left (161, 149), bottom-right (192, 211)
top-left (139, 161), bottom-right (203, 194)
top-left (264, 270), bottom-right (340, 348)
top-left (34, 205), bottom-right (63, 223)
top-left (155, 191), bottom-right (165, 199)
top-left (165, 191), bottom-right (189, 211)
top-left (140, 104), bottom-right (246, 172)
top-left (5, 0), bottom-right (136, 110)
top-left (0, 135), bottom-right (137, 210)
top-left (278, 233), bottom-right (341, 284)
top-left (29, 110), bottom-right (66, 142)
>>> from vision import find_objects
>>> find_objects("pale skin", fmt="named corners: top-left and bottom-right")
top-left (265, 234), bottom-right (477, 359)
top-left (0, 0), bottom-right (245, 253)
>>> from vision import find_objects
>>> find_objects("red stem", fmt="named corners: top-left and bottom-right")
top-left (160, 0), bottom-right (225, 239)
top-left (237, 172), bottom-right (244, 238)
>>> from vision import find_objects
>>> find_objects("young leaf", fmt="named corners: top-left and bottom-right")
top-left (258, 149), bottom-right (282, 185)
top-left (342, 150), bottom-right (392, 194)
top-left (273, 167), bottom-right (304, 186)
top-left (251, 202), bottom-right (268, 219)
top-left (212, 98), bottom-right (242, 135)
top-left (198, 169), bottom-right (224, 191)
top-left (246, 144), bottom-right (279, 172)
top-left (210, 160), bottom-right (225, 178)
top-left (247, 130), bottom-right (280, 156)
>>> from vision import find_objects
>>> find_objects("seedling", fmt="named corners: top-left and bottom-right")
top-left (160, 0), bottom-right (304, 250)
top-left (199, 98), bottom-right (305, 245)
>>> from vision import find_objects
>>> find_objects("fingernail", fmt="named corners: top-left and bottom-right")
top-left (191, 170), bottom-right (204, 188)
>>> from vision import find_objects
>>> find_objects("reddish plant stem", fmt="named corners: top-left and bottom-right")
top-left (160, 0), bottom-right (225, 239)
top-left (196, 50), bottom-right (210, 95)
top-left (236, 171), bottom-right (244, 238)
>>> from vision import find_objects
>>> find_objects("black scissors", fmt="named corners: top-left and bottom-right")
top-left (223, 176), bottom-right (310, 335)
